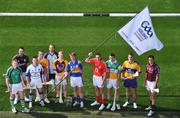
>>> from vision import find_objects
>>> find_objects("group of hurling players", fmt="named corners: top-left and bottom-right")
top-left (5, 44), bottom-right (160, 117)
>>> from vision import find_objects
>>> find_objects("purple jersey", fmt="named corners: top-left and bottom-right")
top-left (146, 63), bottom-right (160, 81)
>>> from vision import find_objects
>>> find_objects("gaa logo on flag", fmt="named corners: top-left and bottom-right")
top-left (135, 21), bottom-right (153, 42)
top-left (141, 21), bottom-right (153, 37)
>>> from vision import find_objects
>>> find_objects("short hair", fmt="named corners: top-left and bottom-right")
top-left (109, 53), bottom-right (115, 57)
top-left (19, 47), bottom-right (24, 50)
top-left (38, 50), bottom-right (43, 54)
top-left (69, 52), bottom-right (77, 57)
top-left (12, 58), bottom-right (18, 62)
top-left (128, 53), bottom-right (134, 57)
top-left (95, 53), bottom-right (101, 56)
top-left (59, 51), bottom-right (64, 54)
top-left (148, 55), bottom-right (154, 60)
top-left (49, 44), bottom-right (55, 48)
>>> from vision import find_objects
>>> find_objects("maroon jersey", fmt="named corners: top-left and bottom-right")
top-left (13, 54), bottom-right (29, 72)
top-left (146, 63), bottom-right (160, 81)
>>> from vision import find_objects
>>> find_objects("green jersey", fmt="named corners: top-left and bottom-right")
top-left (6, 66), bottom-right (22, 84)
top-left (106, 60), bottom-right (121, 79)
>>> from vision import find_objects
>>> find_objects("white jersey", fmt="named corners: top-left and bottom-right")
top-left (26, 64), bottom-right (43, 80)
top-left (44, 52), bottom-right (58, 74)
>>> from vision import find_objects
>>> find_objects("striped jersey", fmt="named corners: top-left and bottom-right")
top-left (106, 60), bottom-right (121, 79)
top-left (66, 60), bottom-right (82, 77)
top-left (53, 59), bottom-right (68, 76)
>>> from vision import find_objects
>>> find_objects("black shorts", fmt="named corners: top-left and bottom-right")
top-left (49, 74), bottom-right (55, 80)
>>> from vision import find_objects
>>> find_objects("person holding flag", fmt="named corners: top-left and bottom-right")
top-left (143, 55), bottom-right (160, 117)
top-left (85, 52), bottom-right (107, 111)
top-left (121, 53), bottom-right (141, 109)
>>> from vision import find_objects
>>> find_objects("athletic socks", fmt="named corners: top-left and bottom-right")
top-left (96, 96), bottom-right (100, 103)
top-left (102, 98), bottom-right (106, 104)
top-left (10, 99), bottom-right (15, 108)
top-left (29, 93), bottom-right (33, 102)
top-left (39, 92), bottom-right (44, 101)
top-left (125, 96), bottom-right (130, 102)
top-left (133, 97), bottom-right (137, 103)
top-left (20, 99), bottom-right (25, 108)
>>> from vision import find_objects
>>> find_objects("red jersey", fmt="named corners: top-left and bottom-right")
top-left (89, 58), bottom-right (106, 77)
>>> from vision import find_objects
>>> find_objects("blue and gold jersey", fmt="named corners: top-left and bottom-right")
top-left (66, 60), bottom-right (82, 77)
top-left (121, 60), bottom-right (141, 78)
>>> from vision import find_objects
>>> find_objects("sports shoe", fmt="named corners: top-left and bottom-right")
top-left (35, 97), bottom-right (40, 102)
top-left (90, 101), bottom-right (100, 106)
top-left (116, 104), bottom-right (121, 110)
top-left (106, 103), bottom-right (112, 109)
top-left (40, 100), bottom-right (45, 107)
top-left (123, 101), bottom-right (129, 107)
top-left (145, 106), bottom-right (151, 111)
top-left (147, 110), bottom-right (155, 117)
top-left (133, 102), bottom-right (138, 109)
top-left (14, 95), bottom-right (18, 105)
top-left (99, 104), bottom-right (105, 111)
top-left (12, 107), bottom-right (17, 114)
top-left (59, 98), bottom-right (63, 103)
top-left (29, 102), bottom-right (32, 108)
top-left (80, 101), bottom-right (84, 108)
top-left (22, 107), bottom-right (30, 113)
top-left (44, 98), bottom-right (50, 104)
top-left (73, 101), bottom-right (78, 107)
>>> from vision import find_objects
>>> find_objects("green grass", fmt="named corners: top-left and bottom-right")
top-left (0, 16), bottom-right (180, 112)
top-left (0, 0), bottom-right (180, 13)
top-left (0, 1), bottom-right (180, 115)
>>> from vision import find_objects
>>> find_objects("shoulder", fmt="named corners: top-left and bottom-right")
top-left (44, 52), bottom-right (49, 58)
top-left (7, 66), bottom-right (13, 72)
top-left (24, 55), bottom-right (29, 58)
top-left (122, 60), bottom-right (128, 65)
top-left (106, 60), bottom-right (110, 64)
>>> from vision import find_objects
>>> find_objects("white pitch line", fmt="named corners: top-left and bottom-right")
top-left (110, 13), bottom-right (180, 17)
top-left (0, 13), bottom-right (84, 16)
top-left (0, 13), bottom-right (180, 17)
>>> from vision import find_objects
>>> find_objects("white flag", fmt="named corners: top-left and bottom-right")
top-left (117, 7), bottom-right (164, 55)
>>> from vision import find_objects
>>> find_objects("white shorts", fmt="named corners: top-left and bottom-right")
top-left (55, 75), bottom-right (67, 86)
top-left (70, 76), bottom-right (83, 87)
top-left (146, 80), bottom-right (156, 93)
top-left (93, 75), bottom-right (104, 88)
top-left (11, 83), bottom-right (24, 94)
top-left (30, 78), bottom-right (42, 89)
top-left (22, 72), bottom-right (26, 80)
top-left (106, 79), bottom-right (119, 89)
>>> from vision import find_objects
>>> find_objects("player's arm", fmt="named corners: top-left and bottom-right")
top-left (85, 52), bottom-right (93, 63)
top-left (53, 60), bottom-right (58, 75)
top-left (143, 73), bottom-right (147, 87)
top-left (5, 68), bottom-right (11, 92)
top-left (101, 63), bottom-right (107, 85)
top-left (25, 68), bottom-right (31, 88)
top-left (62, 64), bottom-right (70, 80)
top-left (154, 65), bottom-right (160, 88)
top-left (5, 77), bottom-right (11, 92)
top-left (129, 63), bottom-right (141, 79)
